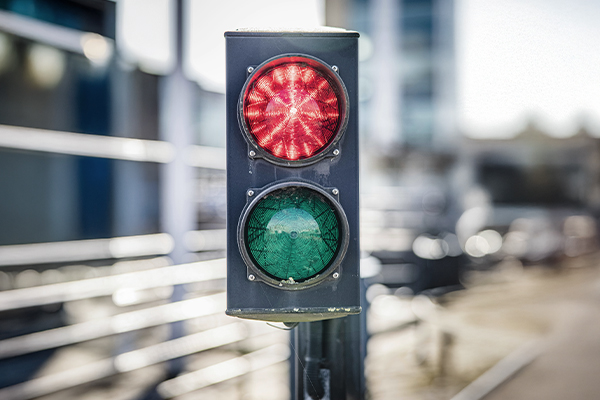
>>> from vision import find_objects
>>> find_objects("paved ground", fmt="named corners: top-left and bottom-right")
top-left (484, 264), bottom-right (600, 400)
top-left (366, 253), bottom-right (600, 400)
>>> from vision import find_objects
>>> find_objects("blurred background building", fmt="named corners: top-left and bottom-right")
top-left (0, 0), bottom-right (600, 399)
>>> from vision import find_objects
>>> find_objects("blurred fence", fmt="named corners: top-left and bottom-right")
top-left (0, 236), bottom-right (289, 400)
top-left (0, 7), bottom-right (281, 398)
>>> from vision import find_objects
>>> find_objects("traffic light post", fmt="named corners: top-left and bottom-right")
top-left (225, 29), bottom-right (362, 399)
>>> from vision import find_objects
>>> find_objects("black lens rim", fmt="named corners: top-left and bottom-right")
top-left (238, 54), bottom-right (350, 167)
top-left (237, 180), bottom-right (350, 290)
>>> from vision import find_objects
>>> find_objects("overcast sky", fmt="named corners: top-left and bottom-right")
top-left (456, 0), bottom-right (600, 138)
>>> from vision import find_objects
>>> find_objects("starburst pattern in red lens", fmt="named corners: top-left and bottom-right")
top-left (243, 61), bottom-right (342, 161)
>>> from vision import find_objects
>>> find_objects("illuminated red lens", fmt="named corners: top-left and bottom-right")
top-left (243, 58), bottom-right (344, 161)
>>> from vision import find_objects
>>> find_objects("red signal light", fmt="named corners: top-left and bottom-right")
top-left (240, 55), bottom-right (348, 164)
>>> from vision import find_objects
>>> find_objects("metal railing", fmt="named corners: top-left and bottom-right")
top-left (0, 254), bottom-right (289, 400)
top-left (0, 9), bottom-right (261, 399)
top-left (0, 124), bottom-right (226, 170)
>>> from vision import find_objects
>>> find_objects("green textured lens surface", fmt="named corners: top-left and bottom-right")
top-left (245, 186), bottom-right (341, 281)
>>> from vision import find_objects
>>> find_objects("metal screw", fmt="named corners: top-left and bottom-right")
top-left (332, 188), bottom-right (339, 195)
top-left (248, 274), bottom-right (255, 281)
top-left (249, 150), bottom-right (256, 157)
top-left (333, 272), bottom-right (340, 279)
top-left (333, 149), bottom-right (340, 156)
top-left (247, 66), bottom-right (254, 73)
top-left (247, 190), bottom-right (254, 197)
top-left (332, 65), bottom-right (339, 72)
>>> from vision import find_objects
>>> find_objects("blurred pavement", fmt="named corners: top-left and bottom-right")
top-left (484, 265), bottom-right (600, 400)
top-left (366, 253), bottom-right (600, 400)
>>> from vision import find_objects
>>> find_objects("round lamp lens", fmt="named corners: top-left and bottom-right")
top-left (242, 56), bottom-right (347, 162)
top-left (244, 186), bottom-right (342, 282)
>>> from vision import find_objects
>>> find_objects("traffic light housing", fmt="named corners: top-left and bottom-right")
top-left (225, 29), bottom-right (360, 323)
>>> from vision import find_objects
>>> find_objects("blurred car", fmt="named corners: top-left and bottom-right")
top-left (458, 205), bottom-right (598, 265)
top-left (361, 184), bottom-right (466, 294)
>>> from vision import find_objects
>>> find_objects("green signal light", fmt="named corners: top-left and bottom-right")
top-left (243, 186), bottom-right (343, 283)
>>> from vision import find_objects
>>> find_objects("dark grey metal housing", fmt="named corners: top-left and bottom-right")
top-left (225, 29), bottom-right (360, 323)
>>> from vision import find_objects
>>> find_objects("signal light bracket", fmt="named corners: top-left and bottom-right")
top-left (246, 64), bottom-right (341, 78)
top-left (245, 142), bottom-right (341, 164)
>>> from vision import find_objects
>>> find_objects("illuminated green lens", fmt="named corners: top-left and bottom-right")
top-left (244, 186), bottom-right (341, 282)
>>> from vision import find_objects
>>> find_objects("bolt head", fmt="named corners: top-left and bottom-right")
top-left (249, 150), bottom-right (256, 157)
top-left (247, 190), bottom-right (254, 197)
top-left (247, 66), bottom-right (254, 73)
top-left (332, 65), bottom-right (339, 72)
top-left (333, 272), bottom-right (340, 279)
top-left (332, 188), bottom-right (339, 196)
top-left (248, 274), bottom-right (255, 281)
top-left (333, 149), bottom-right (340, 156)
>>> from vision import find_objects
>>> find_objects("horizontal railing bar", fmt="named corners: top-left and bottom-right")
top-left (184, 229), bottom-right (226, 252)
top-left (113, 321), bottom-right (249, 372)
top-left (0, 258), bottom-right (226, 312)
top-left (0, 125), bottom-right (226, 169)
top-left (0, 124), bottom-right (175, 163)
top-left (0, 292), bottom-right (226, 359)
top-left (0, 233), bottom-right (174, 267)
top-left (0, 10), bottom-right (104, 55)
top-left (115, 323), bottom-right (282, 374)
top-left (0, 229), bottom-right (226, 268)
top-left (157, 343), bottom-right (291, 398)
top-left (114, 322), bottom-right (249, 373)
top-left (0, 322), bottom-right (265, 400)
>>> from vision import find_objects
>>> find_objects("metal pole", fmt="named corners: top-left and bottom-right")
top-left (293, 314), bottom-right (365, 400)
top-left (159, 0), bottom-right (195, 375)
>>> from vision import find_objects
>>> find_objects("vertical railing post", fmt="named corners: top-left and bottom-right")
top-left (158, 0), bottom-right (195, 375)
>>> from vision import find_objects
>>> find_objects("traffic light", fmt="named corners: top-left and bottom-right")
top-left (225, 29), bottom-right (360, 323)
